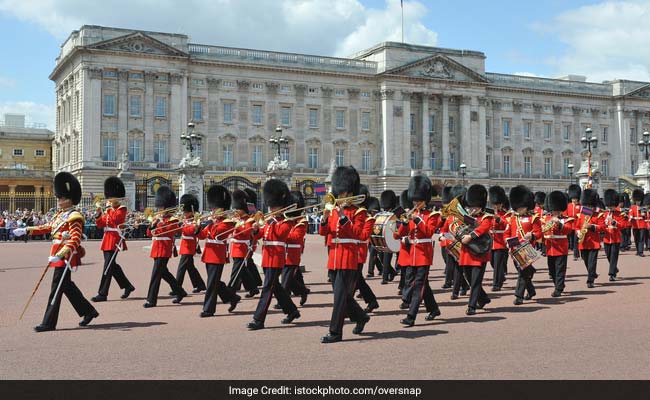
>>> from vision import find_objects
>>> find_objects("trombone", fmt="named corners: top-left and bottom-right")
top-left (214, 203), bottom-right (298, 240)
top-left (94, 196), bottom-right (131, 211)
top-left (285, 193), bottom-right (366, 218)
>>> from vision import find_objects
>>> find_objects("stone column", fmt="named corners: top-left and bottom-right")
top-left (636, 110), bottom-right (644, 175)
top-left (236, 79), bottom-right (250, 167)
top-left (512, 102), bottom-right (523, 175)
top-left (401, 90), bottom-right (412, 173)
top-left (615, 106), bottom-right (630, 177)
top-left (459, 96), bottom-right (472, 172)
top-left (441, 95), bottom-right (450, 171)
top-left (82, 67), bottom-right (103, 164)
top-left (380, 89), bottom-right (395, 174)
top-left (117, 70), bottom-right (129, 155)
top-left (294, 84), bottom-right (308, 167)
top-left (421, 93), bottom-right (431, 172)
top-left (206, 78), bottom-right (221, 165)
top-left (169, 73), bottom-right (184, 166)
top-left (144, 71), bottom-right (155, 162)
top-left (478, 97), bottom-right (488, 176)
top-left (491, 100), bottom-right (502, 173)
top-left (347, 88), bottom-right (360, 165)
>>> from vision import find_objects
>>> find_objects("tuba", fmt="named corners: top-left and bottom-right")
top-left (441, 196), bottom-right (493, 255)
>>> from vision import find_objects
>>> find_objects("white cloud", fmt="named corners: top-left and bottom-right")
top-left (0, 101), bottom-right (55, 129)
top-left (0, 0), bottom-right (437, 57)
top-left (536, 0), bottom-right (650, 82)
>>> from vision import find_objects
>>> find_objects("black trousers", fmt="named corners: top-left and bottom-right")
top-left (514, 265), bottom-right (536, 299)
top-left (98, 250), bottom-right (132, 297)
top-left (175, 254), bottom-right (206, 291)
top-left (452, 261), bottom-right (470, 295)
top-left (330, 269), bottom-right (367, 335)
top-left (282, 265), bottom-right (309, 296)
top-left (547, 255), bottom-right (567, 293)
top-left (633, 229), bottom-right (645, 256)
top-left (203, 263), bottom-right (239, 314)
top-left (622, 228), bottom-right (631, 249)
top-left (381, 252), bottom-right (396, 280)
top-left (491, 249), bottom-right (508, 289)
top-left (367, 247), bottom-right (381, 275)
top-left (401, 264), bottom-right (414, 304)
top-left (42, 267), bottom-right (96, 329)
top-left (406, 266), bottom-right (438, 318)
top-left (229, 257), bottom-right (257, 292)
top-left (441, 247), bottom-right (452, 285)
top-left (253, 268), bottom-right (297, 323)
top-left (461, 265), bottom-right (489, 309)
top-left (247, 256), bottom-right (263, 287)
top-left (569, 232), bottom-right (580, 258)
top-left (354, 263), bottom-right (377, 304)
top-left (604, 243), bottom-right (620, 277)
top-left (581, 249), bottom-right (599, 284)
top-left (397, 264), bottom-right (406, 289)
top-left (147, 258), bottom-right (186, 306)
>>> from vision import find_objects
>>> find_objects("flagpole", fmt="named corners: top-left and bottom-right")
top-left (401, 0), bottom-right (404, 43)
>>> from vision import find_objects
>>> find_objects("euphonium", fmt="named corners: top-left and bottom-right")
top-left (441, 196), bottom-right (492, 255)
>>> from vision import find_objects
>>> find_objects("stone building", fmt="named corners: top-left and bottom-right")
top-left (50, 25), bottom-right (650, 203)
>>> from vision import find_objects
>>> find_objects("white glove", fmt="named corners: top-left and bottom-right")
top-left (48, 256), bottom-right (61, 263)
top-left (12, 228), bottom-right (27, 237)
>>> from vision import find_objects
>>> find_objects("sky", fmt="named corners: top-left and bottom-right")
top-left (1, 0), bottom-right (649, 130)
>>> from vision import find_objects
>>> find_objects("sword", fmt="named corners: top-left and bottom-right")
top-left (50, 251), bottom-right (77, 306)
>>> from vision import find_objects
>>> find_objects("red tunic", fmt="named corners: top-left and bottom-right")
top-left (439, 217), bottom-right (452, 248)
top-left (96, 205), bottom-right (128, 252)
top-left (397, 210), bottom-right (441, 267)
top-left (319, 206), bottom-right (366, 270)
top-left (36, 208), bottom-right (84, 268)
top-left (230, 218), bottom-right (254, 259)
top-left (254, 216), bottom-right (292, 268)
top-left (506, 213), bottom-right (543, 246)
top-left (147, 215), bottom-right (180, 258)
top-left (567, 202), bottom-right (582, 236)
top-left (630, 205), bottom-right (646, 230)
top-left (491, 210), bottom-right (508, 250)
top-left (357, 211), bottom-right (373, 265)
top-left (602, 209), bottom-right (628, 244)
top-left (542, 215), bottom-right (574, 256)
top-left (576, 211), bottom-right (605, 250)
top-left (286, 218), bottom-right (307, 266)
top-left (179, 219), bottom-right (200, 256)
top-left (198, 218), bottom-right (235, 264)
top-left (458, 213), bottom-right (493, 266)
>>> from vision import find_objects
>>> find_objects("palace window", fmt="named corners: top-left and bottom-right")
top-left (102, 138), bottom-right (116, 161)
top-left (281, 106), bottom-right (292, 126)
top-left (450, 152), bottom-right (456, 171)
top-left (308, 87), bottom-right (319, 94)
top-left (335, 148), bottom-right (345, 165)
top-left (602, 159), bottom-right (609, 176)
top-left (485, 119), bottom-right (490, 137)
top-left (430, 151), bottom-right (436, 170)
top-left (335, 89), bottom-right (345, 97)
top-left (523, 121), bottom-right (532, 139)
top-left (630, 127), bottom-right (637, 143)
top-left (429, 115), bottom-right (435, 133)
top-left (524, 156), bottom-right (532, 175)
top-left (309, 109), bottom-right (319, 128)
top-left (192, 100), bottom-right (203, 121)
top-left (280, 85), bottom-right (291, 93)
top-left (486, 154), bottom-right (491, 172)
top-left (223, 144), bottom-right (234, 166)
top-left (503, 155), bottom-right (511, 175)
top-left (103, 70), bottom-right (117, 78)
top-left (602, 127), bottom-right (608, 143)
top-left (128, 138), bottom-right (143, 161)
top-left (223, 81), bottom-right (235, 88)
top-left (103, 94), bottom-right (115, 116)
top-left (13, 148), bottom-right (23, 156)
top-left (280, 147), bottom-right (289, 162)
top-left (362, 150), bottom-right (371, 172)
top-left (35, 149), bottom-right (45, 157)
top-left (223, 102), bottom-right (233, 124)
top-left (563, 158), bottom-right (571, 176)
top-left (154, 140), bottom-right (167, 163)
top-left (130, 72), bottom-right (143, 80)
top-left (544, 122), bottom-right (552, 140)
top-left (410, 151), bottom-right (416, 169)
top-left (308, 147), bottom-right (319, 169)
top-left (335, 110), bottom-right (346, 129)
top-left (155, 96), bottom-right (167, 118)
top-left (129, 95), bottom-right (141, 117)
top-left (252, 105), bottom-right (262, 125)
top-left (251, 145), bottom-right (263, 167)
top-left (449, 116), bottom-right (455, 133)
top-left (410, 113), bottom-right (416, 133)
top-left (544, 157), bottom-right (552, 176)
top-left (503, 119), bottom-right (511, 138)
top-left (361, 91), bottom-right (370, 98)
top-left (563, 124), bottom-right (571, 141)
top-left (361, 112), bottom-right (370, 131)
top-left (252, 82), bottom-right (264, 90)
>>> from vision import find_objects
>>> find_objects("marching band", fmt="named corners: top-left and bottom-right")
top-left (16, 169), bottom-right (650, 342)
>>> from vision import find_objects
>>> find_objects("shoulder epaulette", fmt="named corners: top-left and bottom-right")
top-left (68, 210), bottom-right (85, 224)
top-left (354, 207), bottom-right (367, 216)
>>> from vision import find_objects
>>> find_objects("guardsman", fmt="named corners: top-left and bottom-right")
top-left (379, 190), bottom-right (398, 283)
top-left (534, 192), bottom-right (547, 257)
top-left (172, 194), bottom-right (206, 295)
top-left (507, 185), bottom-right (542, 305)
top-left (92, 176), bottom-right (135, 302)
top-left (567, 184), bottom-right (582, 261)
top-left (144, 186), bottom-right (187, 308)
top-left (198, 185), bottom-right (241, 317)
top-left (366, 197), bottom-right (382, 278)
top-left (620, 192), bottom-right (632, 251)
top-left (31, 172), bottom-right (99, 332)
top-left (439, 187), bottom-right (453, 289)
top-left (576, 189), bottom-right (606, 288)
top-left (282, 191), bottom-right (311, 306)
top-left (488, 186), bottom-right (509, 292)
top-left (447, 186), bottom-right (470, 300)
top-left (247, 179), bottom-right (300, 330)
top-left (354, 186), bottom-right (379, 313)
top-left (319, 167), bottom-right (369, 343)
top-left (243, 188), bottom-right (262, 295)
top-left (629, 189), bottom-right (645, 257)
top-left (228, 190), bottom-right (260, 297)
top-left (543, 191), bottom-right (574, 297)
top-left (602, 190), bottom-right (628, 281)
top-left (398, 175), bottom-right (442, 325)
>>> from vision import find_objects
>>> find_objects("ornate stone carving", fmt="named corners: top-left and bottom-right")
top-left (571, 106), bottom-right (583, 115)
top-left (532, 103), bottom-right (543, 113)
top-left (144, 71), bottom-right (157, 82)
top-left (512, 101), bottom-right (523, 113)
top-left (393, 106), bottom-right (403, 117)
top-left (120, 151), bottom-right (130, 172)
top-left (293, 84), bottom-right (307, 95)
top-left (490, 100), bottom-right (501, 110)
top-left (320, 86), bottom-right (333, 97)
top-left (236, 80), bottom-right (250, 90)
top-left (118, 69), bottom-right (129, 81)
top-left (590, 107), bottom-right (601, 116)
top-left (420, 59), bottom-right (454, 79)
top-left (478, 97), bottom-right (489, 107)
top-left (632, 89), bottom-right (650, 98)
top-left (372, 90), bottom-right (382, 100)
top-left (170, 73), bottom-right (184, 85)
top-left (380, 89), bottom-right (394, 100)
top-left (116, 40), bottom-right (159, 54)
top-left (265, 81), bottom-right (279, 94)
top-left (400, 90), bottom-right (412, 101)
top-left (87, 68), bottom-right (103, 80)
top-left (347, 88), bottom-right (360, 100)
top-left (552, 105), bottom-right (563, 114)
top-left (207, 77), bottom-right (222, 90)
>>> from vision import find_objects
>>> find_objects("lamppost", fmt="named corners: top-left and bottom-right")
top-left (269, 125), bottom-right (289, 160)
top-left (459, 162), bottom-right (467, 185)
top-left (580, 127), bottom-right (598, 189)
top-left (567, 163), bottom-right (575, 185)
top-left (638, 131), bottom-right (650, 162)
top-left (180, 122), bottom-right (202, 158)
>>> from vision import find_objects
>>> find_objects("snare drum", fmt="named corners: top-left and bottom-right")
top-left (370, 212), bottom-right (400, 253)
top-left (510, 240), bottom-right (540, 270)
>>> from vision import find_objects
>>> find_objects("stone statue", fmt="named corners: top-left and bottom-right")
top-left (266, 156), bottom-right (289, 172)
top-left (120, 151), bottom-right (130, 172)
top-left (325, 159), bottom-right (337, 184)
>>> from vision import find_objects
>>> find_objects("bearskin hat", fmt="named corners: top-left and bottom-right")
top-left (244, 188), bottom-right (258, 212)
top-left (449, 185), bottom-right (467, 201)
top-left (263, 179), bottom-right (291, 208)
top-left (408, 175), bottom-right (432, 202)
top-left (380, 190), bottom-right (398, 210)
top-left (206, 185), bottom-right (231, 210)
top-left (367, 197), bottom-right (380, 214)
top-left (581, 188), bottom-right (599, 207)
top-left (568, 184), bottom-right (582, 201)
top-left (622, 192), bottom-right (631, 208)
top-left (509, 185), bottom-right (534, 211)
top-left (465, 184), bottom-right (487, 208)
top-left (644, 193), bottom-right (650, 207)
top-left (179, 193), bottom-right (199, 213)
top-left (603, 189), bottom-right (619, 207)
top-left (154, 186), bottom-right (177, 209)
top-left (286, 191), bottom-right (305, 218)
top-left (358, 184), bottom-right (370, 209)
top-left (54, 172), bottom-right (82, 205)
top-left (331, 166), bottom-right (360, 197)
top-left (441, 186), bottom-right (453, 204)
top-left (488, 186), bottom-right (508, 206)
top-left (400, 189), bottom-right (413, 210)
top-left (231, 190), bottom-right (249, 212)
top-left (104, 176), bottom-right (125, 199)
top-left (546, 191), bottom-right (568, 212)
top-left (534, 191), bottom-right (546, 206)
top-left (632, 189), bottom-right (644, 203)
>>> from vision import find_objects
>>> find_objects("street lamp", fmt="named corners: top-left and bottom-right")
top-left (638, 131), bottom-right (650, 162)
top-left (459, 162), bottom-right (467, 185)
top-left (180, 122), bottom-right (203, 158)
top-left (580, 127), bottom-right (598, 189)
top-left (270, 125), bottom-right (289, 160)
top-left (567, 163), bottom-right (575, 185)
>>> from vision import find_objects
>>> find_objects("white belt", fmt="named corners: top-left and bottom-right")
top-left (181, 235), bottom-right (195, 240)
top-left (332, 238), bottom-right (359, 244)
top-left (412, 238), bottom-right (433, 244)
top-left (153, 237), bottom-right (172, 241)
top-left (206, 238), bottom-right (225, 245)
top-left (104, 227), bottom-right (120, 232)
top-left (633, 217), bottom-right (643, 220)
top-left (231, 239), bottom-right (250, 245)
top-left (286, 244), bottom-right (301, 249)
top-left (360, 240), bottom-right (369, 244)
top-left (491, 230), bottom-right (506, 234)
top-left (544, 235), bottom-right (567, 239)
top-left (52, 239), bottom-right (62, 244)
top-left (263, 241), bottom-right (286, 246)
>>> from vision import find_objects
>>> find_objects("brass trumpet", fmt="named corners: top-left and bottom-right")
top-left (94, 196), bottom-right (130, 209)
top-left (215, 203), bottom-right (298, 239)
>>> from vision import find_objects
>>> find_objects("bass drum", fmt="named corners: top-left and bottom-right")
top-left (370, 212), bottom-right (400, 253)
